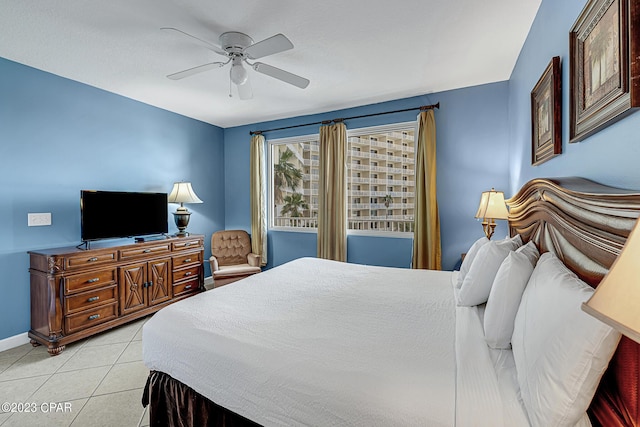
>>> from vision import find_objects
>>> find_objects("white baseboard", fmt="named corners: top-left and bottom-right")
top-left (0, 332), bottom-right (30, 353)
top-left (204, 275), bottom-right (214, 291)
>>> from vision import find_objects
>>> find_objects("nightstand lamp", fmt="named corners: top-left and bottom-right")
top-left (582, 217), bottom-right (640, 344)
top-left (475, 188), bottom-right (509, 240)
top-left (168, 182), bottom-right (203, 237)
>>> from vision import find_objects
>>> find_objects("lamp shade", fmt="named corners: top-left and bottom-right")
top-left (168, 182), bottom-right (203, 205)
top-left (475, 188), bottom-right (509, 220)
top-left (582, 218), bottom-right (640, 344)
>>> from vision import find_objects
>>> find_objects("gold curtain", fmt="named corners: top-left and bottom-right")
top-left (250, 134), bottom-right (267, 266)
top-left (412, 110), bottom-right (442, 270)
top-left (317, 123), bottom-right (347, 262)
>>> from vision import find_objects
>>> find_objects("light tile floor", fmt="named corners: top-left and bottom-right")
top-left (0, 317), bottom-right (150, 427)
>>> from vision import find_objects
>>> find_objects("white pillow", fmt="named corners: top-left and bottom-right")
top-left (456, 236), bottom-right (488, 288)
top-left (506, 233), bottom-right (523, 247)
top-left (457, 237), bottom-right (520, 306)
top-left (484, 250), bottom-right (537, 349)
top-left (512, 253), bottom-right (621, 427)
top-left (515, 241), bottom-right (539, 266)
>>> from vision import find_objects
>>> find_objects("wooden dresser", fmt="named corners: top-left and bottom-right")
top-left (28, 235), bottom-right (204, 355)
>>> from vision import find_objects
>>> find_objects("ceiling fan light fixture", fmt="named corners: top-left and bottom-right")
top-left (230, 61), bottom-right (248, 85)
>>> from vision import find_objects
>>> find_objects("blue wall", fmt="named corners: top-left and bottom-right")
top-left (0, 57), bottom-right (225, 341)
top-left (508, 0), bottom-right (640, 193)
top-left (224, 82), bottom-right (512, 272)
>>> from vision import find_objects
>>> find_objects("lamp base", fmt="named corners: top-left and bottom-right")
top-left (172, 210), bottom-right (191, 237)
top-left (481, 219), bottom-right (497, 240)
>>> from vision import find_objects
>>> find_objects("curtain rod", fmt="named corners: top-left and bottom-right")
top-left (249, 102), bottom-right (439, 136)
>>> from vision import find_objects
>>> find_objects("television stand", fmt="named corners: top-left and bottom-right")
top-left (28, 234), bottom-right (204, 355)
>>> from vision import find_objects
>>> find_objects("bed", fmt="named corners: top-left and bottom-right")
top-left (142, 177), bottom-right (640, 426)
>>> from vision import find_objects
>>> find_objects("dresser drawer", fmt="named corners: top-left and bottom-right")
top-left (173, 251), bottom-right (202, 268)
top-left (172, 265), bottom-right (200, 282)
top-left (173, 277), bottom-right (200, 297)
top-left (64, 285), bottom-right (117, 315)
top-left (172, 239), bottom-right (202, 251)
top-left (65, 302), bottom-right (118, 335)
top-left (65, 269), bottom-right (117, 294)
top-left (120, 244), bottom-right (171, 261)
top-left (65, 251), bottom-right (117, 270)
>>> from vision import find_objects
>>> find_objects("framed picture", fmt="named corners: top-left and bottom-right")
top-left (569, 0), bottom-right (640, 142)
top-left (531, 56), bottom-right (562, 165)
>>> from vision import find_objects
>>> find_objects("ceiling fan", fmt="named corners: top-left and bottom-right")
top-left (161, 27), bottom-right (310, 99)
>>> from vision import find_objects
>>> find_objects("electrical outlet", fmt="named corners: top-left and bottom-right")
top-left (28, 213), bottom-right (52, 227)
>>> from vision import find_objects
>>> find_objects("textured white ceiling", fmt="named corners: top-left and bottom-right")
top-left (0, 0), bottom-right (541, 128)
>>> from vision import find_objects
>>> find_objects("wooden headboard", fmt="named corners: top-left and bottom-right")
top-left (507, 177), bottom-right (640, 427)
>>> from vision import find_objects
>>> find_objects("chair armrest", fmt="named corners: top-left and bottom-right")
top-left (209, 255), bottom-right (220, 272)
top-left (247, 253), bottom-right (261, 267)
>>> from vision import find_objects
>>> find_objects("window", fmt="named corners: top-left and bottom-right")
top-left (269, 135), bottom-right (318, 230)
top-left (269, 122), bottom-right (416, 235)
top-left (347, 122), bottom-right (415, 234)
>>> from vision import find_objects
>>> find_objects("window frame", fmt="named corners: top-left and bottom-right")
top-left (267, 121), bottom-right (417, 238)
top-left (346, 121), bottom-right (417, 238)
top-left (268, 134), bottom-right (320, 233)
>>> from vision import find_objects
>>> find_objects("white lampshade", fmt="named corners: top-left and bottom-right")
top-left (582, 218), bottom-right (640, 344)
top-left (168, 182), bottom-right (203, 205)
top-left (475, 188), bottom-right (509, 220)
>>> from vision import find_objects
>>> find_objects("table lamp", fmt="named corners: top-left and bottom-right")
top-left (475, 188), bottom-right (509, 240)
top-left (168, 182), bottom-right (203, 237)
top-left (582, 217), bottom-right (640, 344)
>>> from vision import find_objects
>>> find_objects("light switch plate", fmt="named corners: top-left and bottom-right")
top-left (28, 213), bottom-right (52, 226)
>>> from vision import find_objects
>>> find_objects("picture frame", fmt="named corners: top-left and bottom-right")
top-left (569, 0), bottom-right (640, 142)
top-left (531, 56), bottom-right (562, 165)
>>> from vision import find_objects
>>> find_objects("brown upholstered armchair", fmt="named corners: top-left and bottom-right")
top-left (209, 230), bottom-right (261, 288)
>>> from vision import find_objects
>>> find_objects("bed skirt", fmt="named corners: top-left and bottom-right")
top-left (142, 371), bottom-right (261, 427)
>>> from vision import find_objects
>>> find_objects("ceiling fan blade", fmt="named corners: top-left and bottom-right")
top-left (244, 34), bottom-right (293, 59)
top-left (237, 78), bottom-right (253, 100)
top-left (253, 62), bottom-right (310, 89)
top-left (161, 27), bottom-right (227, 56)
top-left (167, 62), bottom-right (225, 80)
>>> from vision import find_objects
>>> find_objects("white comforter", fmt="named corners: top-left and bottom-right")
top-left (144, 257), bottom-right (457, 426)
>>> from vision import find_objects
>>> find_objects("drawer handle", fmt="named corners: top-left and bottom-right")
top-left (88, 257), bottom-right (98, 262)
top-left (87, 278), bottom-right (100, 284)
top-left (184, 272), bottom-right (192, 277)
top-left (184, 285), bottom-right (192, 290)
top-left (89, 314), bottom-right (100, 320)
top-left (87, 296), bottom-right (100, 302)
top-left (183, 258), bottom-right (192, 263)
top-left (143, 249), bottom-right (151, 253)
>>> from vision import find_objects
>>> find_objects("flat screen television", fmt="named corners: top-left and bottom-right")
top-left (81, 190), bottom-right (168, 241)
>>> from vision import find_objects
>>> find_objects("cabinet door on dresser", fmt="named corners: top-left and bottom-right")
top-left (119, 257), bottom-right (171, 316)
